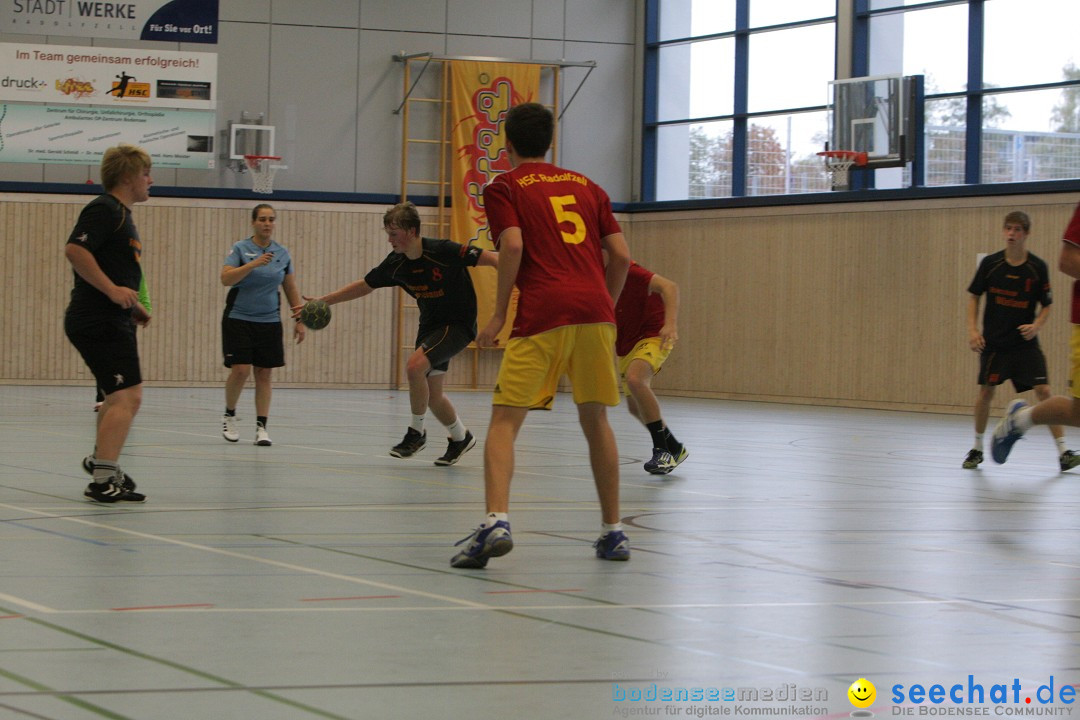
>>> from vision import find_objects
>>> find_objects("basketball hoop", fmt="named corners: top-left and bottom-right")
top-left (243, 155), bottom-right (285, 194)
top-left (817, 150), bottom-right (868, 190)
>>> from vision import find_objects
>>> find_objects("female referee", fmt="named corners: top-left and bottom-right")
top-left (220, 203), bottom-right (305, 446)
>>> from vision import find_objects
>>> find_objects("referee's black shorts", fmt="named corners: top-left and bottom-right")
top-left (222, 316), bottom-right (285, 368)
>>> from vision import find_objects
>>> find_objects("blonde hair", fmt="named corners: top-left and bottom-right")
top-left (100, 144), bottom-right (151, 192)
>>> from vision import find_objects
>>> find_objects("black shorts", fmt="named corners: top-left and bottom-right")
top-left (65, 314), bottom-right (142, 395)
top-left (222, 316), bottom-right (285, 368)
top-left (417, 324), bottom-right (474, 374)
top-left (978, 344), bottom-right (1049, 393)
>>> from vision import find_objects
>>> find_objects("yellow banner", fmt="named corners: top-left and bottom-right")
top-left (450, 60), bottom-right (540, 343)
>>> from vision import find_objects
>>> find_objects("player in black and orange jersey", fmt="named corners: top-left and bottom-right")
top-left (298, 202), bottom-right (498, 466)
top-left (64, 144), bottom-right (153, 503)
top-left (450, 102), bottom-right (632, 569)
top-left (965, 210), bottom-right (1079, 471)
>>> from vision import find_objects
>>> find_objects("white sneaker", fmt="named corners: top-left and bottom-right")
top-left (254, 425), bottom-right (272, 446)
top-left (222, 414), bottom-right (239, 442)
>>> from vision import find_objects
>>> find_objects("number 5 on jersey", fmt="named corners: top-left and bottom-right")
top-left (549, 195), bottom-right (586, 245)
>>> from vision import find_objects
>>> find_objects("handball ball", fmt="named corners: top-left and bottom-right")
top-left (299, 300), bottom-right (332, 330)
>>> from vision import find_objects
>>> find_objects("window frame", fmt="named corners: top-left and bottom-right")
top-left (641, 0), bottom-right (1080, 207)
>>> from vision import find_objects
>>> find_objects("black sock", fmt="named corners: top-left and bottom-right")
top-left (257, 416), bottom-right (268, 429)
top-left (645, 420), bottom-right (667, 449)
top-left (665, 430), bottom-right (683, 456)
top-left (225, 408), bottom-right (236, 417)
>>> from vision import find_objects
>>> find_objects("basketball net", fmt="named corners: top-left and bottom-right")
top-left (244, 155), bottom-right (283, 194)
top-left (817, 150), bottom-right (867, 191)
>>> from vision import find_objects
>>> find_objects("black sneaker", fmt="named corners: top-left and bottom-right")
top-left (82, 455), bottom-right (137, 492)
top-left (1061, 450), bottom-right (1080, 471)
top-left (390, 428), bottom-right (426, 458)
top-left (84, 479), bottom-right (146, 503)
top-left (434, 431), bottom-right (476, 466)
top-left (962, 448), bottom-right (983, 469)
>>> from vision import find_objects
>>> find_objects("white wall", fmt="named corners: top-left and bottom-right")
top-left (0, 0), bottom-right (640, 202)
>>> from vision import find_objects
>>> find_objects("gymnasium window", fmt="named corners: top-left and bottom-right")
top-left (859, 0), bottom-right (1080, 187)
top-left (644, 0), bottom-right (837, 201)
top-left (644, 0), bottom-right (1080, 202)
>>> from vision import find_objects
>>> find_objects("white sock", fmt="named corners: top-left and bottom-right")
top-left (602, 522), bottom-right (623, 534)
top-left (482, 512), bottom-right (508, 527)
top-left (1056, 436), bottom-right (1068, 454)
top-left (1015, 407), bottom-right (1035, 433)
top-left (410, 414), bottom-right (425, 433)
top-left (92, 459), bottom-right (119, 484)
top-left (974, 433), bottom-right (984, 451)
top-left (445, 417), bottom-right (467, 442)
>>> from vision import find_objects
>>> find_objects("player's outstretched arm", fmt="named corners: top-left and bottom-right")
top-left (289, 281), bottom-right (372, 320)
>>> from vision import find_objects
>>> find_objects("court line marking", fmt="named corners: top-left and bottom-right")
top-left (0, 501), bottom-right (515, 612)
top-left (2, 597), bottom-right (1071, 616)
top-left (0, 592), bottom-right (57, 614)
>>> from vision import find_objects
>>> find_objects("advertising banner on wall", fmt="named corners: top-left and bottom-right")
top-left (1, 0), bottom-right (218, 43)
top-left (0, 102), bottom-right (216, 168)
top-left (0, 42), bottom-right (216, 109)
top-left (449, 60), bottom-right (540, 345)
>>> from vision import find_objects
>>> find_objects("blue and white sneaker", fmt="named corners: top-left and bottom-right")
top-left (644, 447), bottom-right (675, 475)
top-left (669, 445), bottom-right (689, 471)
top-left (450, 520), bottom-right (513, 569)
top-left (991, 399), bottom-right (1029, 464)
top-left (594, 530), bottom-right (631, 561)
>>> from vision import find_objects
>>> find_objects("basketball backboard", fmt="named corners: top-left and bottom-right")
top-left (827, 74), bottom-right (914, 169)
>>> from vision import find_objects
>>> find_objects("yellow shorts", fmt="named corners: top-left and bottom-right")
top-left (618, 337), bottom-right (672, 396)
top-left (493, 323), bottom-right (620, 409)
top-left (1070, 325), bottom-right (1080, 399)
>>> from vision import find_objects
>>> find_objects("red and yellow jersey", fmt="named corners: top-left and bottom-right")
top-left (1066, 201), bottom-right (1080, 323)
top-left (483, 162), bottom-right (622, 337)
top-left (614, 262), bottom-right (665, 357)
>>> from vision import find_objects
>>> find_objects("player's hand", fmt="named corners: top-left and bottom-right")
top-left (1018, 323), bottom-right (1038, 341)
top-left (476, 315), bottom-right (505, 348)
top-left (290, 294), bottom-right (318, 319)
top-left (252, 251), bottom-right (274, 267)
top-left (660, 324), bottom-right (678, 351)
top-left (968, 331), bottom-right (985, 352)
top-left (108, 285), bottom-right (140, 309)
top-left (132, 302), bottom-right (152, 327)
top-left (294, 321), bottom-right (306, 344)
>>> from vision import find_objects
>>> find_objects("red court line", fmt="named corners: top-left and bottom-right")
top-left (300, 595), bottom-right (401, 602)
top-left (483, 589), bottom-right (583, 594)
top-left (111, 604), bottom-right (215, 611)
top-left (0, 615), bottom-right (24, 620)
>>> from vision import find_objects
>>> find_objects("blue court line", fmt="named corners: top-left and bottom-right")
top-left (0, 519), bottom-right (125, 548)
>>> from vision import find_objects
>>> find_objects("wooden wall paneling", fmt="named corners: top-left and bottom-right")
top-left (6, 193), bottom-right (1078, 413)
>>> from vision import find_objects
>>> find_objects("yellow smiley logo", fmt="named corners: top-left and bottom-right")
top-left (848, 678), bottom-right (876, 709)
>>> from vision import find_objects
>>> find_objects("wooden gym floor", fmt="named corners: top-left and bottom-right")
top-left (1, 385), bottom-right (1079, 719)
